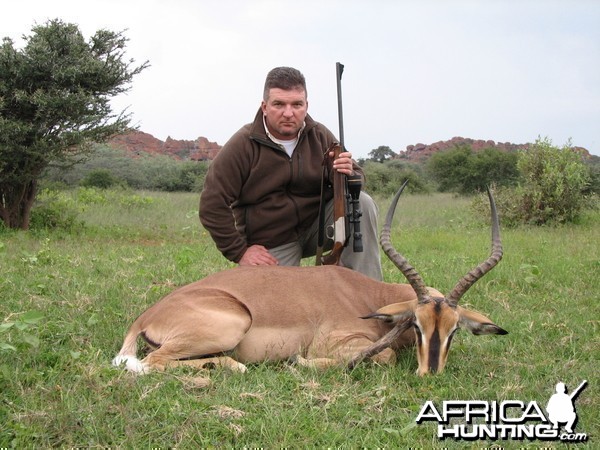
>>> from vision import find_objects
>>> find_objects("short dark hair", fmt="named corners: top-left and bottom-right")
top-left (263, 67), bottom-right (307, 101)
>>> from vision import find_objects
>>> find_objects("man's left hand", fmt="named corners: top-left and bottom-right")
top-left (331, 151), bottom-right (355, 176)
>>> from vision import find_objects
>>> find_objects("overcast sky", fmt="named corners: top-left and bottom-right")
top-left (3, 0), bottom-right (599, 158)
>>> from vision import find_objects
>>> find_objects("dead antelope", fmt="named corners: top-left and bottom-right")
top-left (113, 183), bottom-right (507, 376)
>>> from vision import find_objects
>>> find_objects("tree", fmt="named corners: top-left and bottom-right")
top-left (427, 145), bottom-right (519, 194)
top-left (0, 19), bottom-right (148, 229)
top-left (368, 145), bottom-right (397, 163)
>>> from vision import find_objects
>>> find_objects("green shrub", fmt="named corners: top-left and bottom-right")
top-left (118, 193), bottom-right (155, 209)
top-left (362, 160), bottom-right (429, 195)
top-left (583, 157), bottom-right (600, 195)
top-left (516, 137), bottom-right (590, 224)
top-left (471, 185), bottom-right (525, 227)
top-left (81, 169), bottom-right (124, 189)
top-left (76, 186), bottom-right (110, 205)
top-left (30, 189), bottom-right (83, 231)
top-left (472, 138), bottom-right (593, 226)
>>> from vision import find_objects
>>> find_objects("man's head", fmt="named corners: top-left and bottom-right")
top-left (261, 67), bottom-right (308, 140)
top-left (263, 67), bottom-right (307, 102)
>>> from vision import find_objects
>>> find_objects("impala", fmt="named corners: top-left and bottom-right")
top-left (113, 183), bottom-right (507, 376)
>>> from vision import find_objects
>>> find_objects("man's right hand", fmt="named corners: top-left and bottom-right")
top-left (239, 245), bottom-right (279, 266)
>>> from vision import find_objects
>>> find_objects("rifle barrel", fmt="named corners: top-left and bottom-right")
top-left (336, 62), bottom-right (345, 151)
top-left (569, 380), bottom-right (588, 400)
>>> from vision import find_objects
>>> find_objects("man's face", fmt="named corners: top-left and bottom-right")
top-left (261, 87), bottom-right (308, 140)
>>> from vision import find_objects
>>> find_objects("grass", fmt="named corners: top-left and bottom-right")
top-left (1, 189), bottom-right (598, 448)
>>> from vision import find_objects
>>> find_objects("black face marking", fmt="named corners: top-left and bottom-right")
top-left (444, 328), bottom-right (458, 358)
top-left (429, 328), bottom-right (441, 372)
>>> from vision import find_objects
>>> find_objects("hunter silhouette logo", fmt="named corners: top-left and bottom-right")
top-left (546, 380), bottom-right (587, 434)
top-left (415, 380), bottom-right (589, 442)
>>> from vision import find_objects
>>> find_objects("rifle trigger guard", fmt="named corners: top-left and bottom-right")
top-left (325, 224), bottom-right (335, 240)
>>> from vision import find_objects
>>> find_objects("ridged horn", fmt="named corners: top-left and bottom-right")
top-left (380, 180), bottom-right (430, 304)
top-left (347, 318), bottom-right (412, 370)
top-left (446, 187), bottom-right (503, 306)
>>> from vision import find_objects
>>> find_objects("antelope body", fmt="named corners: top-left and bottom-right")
top-left (113, 184), bottom-right (507, 375)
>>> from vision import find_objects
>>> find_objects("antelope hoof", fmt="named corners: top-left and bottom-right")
top-left (112, 355), bottom-right (150, 374)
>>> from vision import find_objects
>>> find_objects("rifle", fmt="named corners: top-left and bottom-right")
top-left (569, 380), bottom-right (588, 400)
top-left (317, 62), bottom-right (363, 266)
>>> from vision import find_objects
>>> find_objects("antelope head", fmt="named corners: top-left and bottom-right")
top-left (353, 182), bottom-right (507, 375)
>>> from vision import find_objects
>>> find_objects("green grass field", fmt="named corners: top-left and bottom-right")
top-left (1, 189), bottom-right (598, 448)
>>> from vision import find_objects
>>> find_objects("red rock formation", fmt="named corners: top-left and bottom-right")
top-left (108, 131), bottom-right (221, 160)
top-left (399, 136), bottom-right (591, 162)
top-left (400, 137), bottom-right (531, 162)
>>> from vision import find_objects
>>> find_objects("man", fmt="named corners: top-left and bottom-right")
top-left (200, 67), bottom-right (382, 280)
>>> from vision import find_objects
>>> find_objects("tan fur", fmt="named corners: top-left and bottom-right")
top-left (113, 265), bottom-right (419, 374)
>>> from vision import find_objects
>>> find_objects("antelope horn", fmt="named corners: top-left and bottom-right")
top-left (381, 180), bottom-right (431, 304)
top-left (446, 187), bottom-right (503, 306)
top-left (347, 319), bottom-right (413, 370)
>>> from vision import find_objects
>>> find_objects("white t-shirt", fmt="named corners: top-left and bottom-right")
top-left (263, 115), bottom-right (304, 157)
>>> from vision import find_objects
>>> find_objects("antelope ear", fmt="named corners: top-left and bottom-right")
top-left (457, 307), bottom-right (508, 336)
top-left (361, 301), bottom-right (416, 323)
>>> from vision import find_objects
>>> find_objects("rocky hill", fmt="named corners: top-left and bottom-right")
top-left (398, 137), bottom-right (528, 162)
top-left (109, 131), bottom-right (221, 161)
top-left (397, 136), bottom-right (590, 162)
top-left (109, 132), bottom-right (591, 163)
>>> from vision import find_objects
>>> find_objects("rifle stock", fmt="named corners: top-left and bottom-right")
top-left (321, 144), bottom-right (348, 266)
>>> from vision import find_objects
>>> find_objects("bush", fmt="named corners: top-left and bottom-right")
top-left (362, 160), bottom-right (430, 195)
top-left (584, 157), bottom-right (600, 195)
top-left (30, 189), bottom-right (83, 231)
top-left (516, 137), bottom-right (590, 224)
top-left (471, 185), bottom-right (525, 228)
top-left (472, 138), bottom-right (592, 226)
top-left (81, 169), bottom-right (124, 189)
top-left (43, 145), bottom-right (210, 192)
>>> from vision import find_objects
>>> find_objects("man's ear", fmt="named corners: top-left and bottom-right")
top-left (457, 306), bottom-right (508, 335)
top-left (362, 301), bottom-right (416, 323)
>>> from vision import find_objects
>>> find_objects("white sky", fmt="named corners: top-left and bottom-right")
top-left (3, 0), bottom-right (599, 158)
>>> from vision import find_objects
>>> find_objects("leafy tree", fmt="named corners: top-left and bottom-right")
top-left (0, 19), bottom-right (148, 229)
top-left (427, 145), bottom-right (519, 194)
top-left (368, 145), bottom-right (397, 163)
top-left (427, 145), bottom-right (472, 192)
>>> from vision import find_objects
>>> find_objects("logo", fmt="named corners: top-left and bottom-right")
top-left (415, 380), bottom-right (588, 442)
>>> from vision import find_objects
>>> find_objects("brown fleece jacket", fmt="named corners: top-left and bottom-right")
top-left (199, 108), bottom-right (363, 262)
